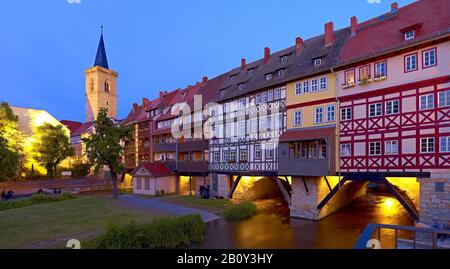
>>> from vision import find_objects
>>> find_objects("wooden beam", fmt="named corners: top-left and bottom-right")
top-left (383, 178), bottom-right (420, 222)
top-left (317, 178), bottom-right (347, 209)
top-left (302, 176), bottom-right (309, 193)
top-left (227, 175), bottom-right (242, 199)
top-left (324, 176), bottom-right (332, 192)
top-left (275, 177), bottom-right (291, 205)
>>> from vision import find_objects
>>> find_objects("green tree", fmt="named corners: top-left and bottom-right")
top-left (0, 102), bottom-right (23, 181)
top-left (82, 109), bottom-right (132, 199)
top-left (33, 123), bottom-right (74, 178)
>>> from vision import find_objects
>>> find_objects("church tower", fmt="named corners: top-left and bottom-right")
top-left (85, 28), bottom-right (118, 122)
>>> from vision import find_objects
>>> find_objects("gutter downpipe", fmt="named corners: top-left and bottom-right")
top-left (331, 67), bottom-right (342, 190)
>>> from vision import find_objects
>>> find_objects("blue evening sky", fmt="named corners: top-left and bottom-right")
top-left (0, 0), bottom-right (415, 122)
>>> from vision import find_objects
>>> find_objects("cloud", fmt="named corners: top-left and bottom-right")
top-left (67, 0), bottom-right (81, 4)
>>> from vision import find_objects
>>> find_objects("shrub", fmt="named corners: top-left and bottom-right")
top-left (0, 193), bottom-right (75, 211)
top-left (223, 201), bottom-right (257, 221)
top-left (89, 214), bottom-right (205, 249)
top-left (70, 163), bottom-right (91, 177)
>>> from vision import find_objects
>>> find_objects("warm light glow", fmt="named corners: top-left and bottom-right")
top-left (385, 177), bottom-right (419, 207)
top-left (324, 176), bottom-right (344, 188)
top-left (380, 197), bottom-right (398, 216)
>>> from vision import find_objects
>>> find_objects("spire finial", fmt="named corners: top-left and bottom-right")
top-left (101, 23), bottom-right (103, 35)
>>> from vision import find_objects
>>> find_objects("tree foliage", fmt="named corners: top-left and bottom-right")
top-left (32, 123), bottom-right (74, 178)
top-left (82, 109), bottom-right (132, 198)
top-left (0, 102), bottom-right (23, 181)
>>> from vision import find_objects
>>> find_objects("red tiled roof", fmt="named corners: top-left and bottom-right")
top-left (72, 121), bottom-right (94, 136)
top-left (132, 162), bottom-right (173, 177)
top-left (339, 0), bottom-right (450, 63)
top-left (60, 120), bottom-right (83, 134)
top-left (279, 127), bottom-right (335, 142)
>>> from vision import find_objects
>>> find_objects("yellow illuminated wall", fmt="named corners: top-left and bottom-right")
top-left (11, 106), bottom-right (71, 176)
top-left (85, 66), bottom-right (118, 122)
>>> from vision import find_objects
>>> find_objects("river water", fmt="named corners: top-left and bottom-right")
top-left (197, 189), bottom-right (414, 249)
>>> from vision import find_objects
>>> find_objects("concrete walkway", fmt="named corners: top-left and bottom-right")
top-left (120, 194), bottom-right (221, 223)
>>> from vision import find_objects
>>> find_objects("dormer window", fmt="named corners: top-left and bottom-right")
top-left (314, 58), bottom-right (322, 66)
top-left (238, 83), bottom-right (245, 90)
top-left (278, 69), bottom-right (286, 77)
top-left (266, 74), bottom-right (273, 80)
top-left (281, 56), bottom-right (288, 63)
top-left (405, 30), bottom-right (415, 41)
top-left (230, 75), bottom-right (236, 81)
top-left (248, 69), bottom-right (254, 77)
top-left (220, 89), bottom-right (227, 96)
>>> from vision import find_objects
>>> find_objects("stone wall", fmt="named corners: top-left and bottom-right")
top-left (290, 176), bottom-right (367, 220)
top-left (419, 171), bottom-right (450, 228)
top-left (215, 174), bottom-right (231, 198)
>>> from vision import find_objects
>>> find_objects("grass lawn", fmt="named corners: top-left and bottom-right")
top-left (0, 196), bottom-right (169, 249)
top-left (161, 195), bottom-right (233, 213)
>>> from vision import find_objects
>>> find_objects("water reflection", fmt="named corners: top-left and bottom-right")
top-left (197, 189), bottom-right (413, 249)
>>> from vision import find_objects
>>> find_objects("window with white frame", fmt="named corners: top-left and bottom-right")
top-left (311, 79), bottom-right (318, 92)
top-left (385, 140), bottom-right (399, 155)
top-left (314, 58), bottom-right (322, 66)
top-left (405, 54), bottom-right (418, 72)
top-left (309, 141), bottom-right (319, 159)
top-left (222, 150), bottom-right (229, 162)
top-left (294, 111), bottom-right (302, 126)
top-left (281, 55), bottom-right (288, 63)
top-left (266, 74), bottom-right (272, 80)
top-left (314, 107), bottom-right (324, 124)
top-left (266, 147), bottom-right (274, 159)
top-left (303, 81), bottom-right (310, 93)
top-left (225, 124), bottom-right (231, 138)
top-left (274, 88), bottom-right (281, 100)
top-left (420, 94), bottom-right (434, 110)
top-left (320, 77), bottom-right (327, 90)
top-left (438, 90), bottom-right (450, 107)
top-left (239, 98), bottom-right (246, 109)
top-left (239, 149), bottom-right (248, 162)
top-left (261, 92), bottom-right (267, 103)
top-left (375, 61), bottom-right (387, 78)
top-left (268, 90), bottom-right (274, 101)
top-left (278, 69), bottom-right (286, 77)
top-left (421, 138), bottom-right (435, 153)
top-left (404, 30), bottom-right (415, 41)
top-left (423, 48), bottom-right (437, 68)
top-left (248, 69), bottom-right (254, 77)
top-left (369, 103), bottom-right (382, 117)
top-left (213, 151), bottom-right (220, 162)
top-left (340, 144), bottom-right (351, 157)
top-left (326, 105), bottom-right (336, 122)
top-left (238, 121), bottom-right (246, 137)
top-left (238, 83), bottom-right (245, 90)
top-left (440, 136), bottom-right (450, 153)
top-left (230, 150), bottom-right (237, 162)
top-left (341, 107), bottom-right (352, 121)
top-left (385, 100), bottom-right (400, 115)
top-left (251, 119), bottom-right (258, 133)
top-left (259, 117), bottom-right (267, 131)
top-left (266, 116), bottom-right (273, 131)
top-left (295, 82), bottom-right (302, 95)
top-left (277, 113), bottom-right (283, 129)
top-left (369, 142), bottom-right (381, 156)
top-left (254, 145), bottom-right (262, 160)
top-left (256, 94), bottom-right (262, 105)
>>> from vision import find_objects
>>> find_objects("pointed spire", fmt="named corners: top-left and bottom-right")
top-left (94, 25), bottom-right (109, 69)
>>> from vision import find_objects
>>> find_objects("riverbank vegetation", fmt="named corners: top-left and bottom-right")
top-left (0, 193), bottom-right (75, 211)
top-left (223, 201), bottom-right (257, 221)
top-left (87, 214), bottom-right (205, 249)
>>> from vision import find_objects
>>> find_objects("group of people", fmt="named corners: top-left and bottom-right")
top-left (198, 185), bottom-right (211, 199)
top-left (1, 190), bottom-right (14, 201)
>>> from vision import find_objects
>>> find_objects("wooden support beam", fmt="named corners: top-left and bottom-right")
top-left (302, 177), bottom-right (309, 193)
top-left (383, 178), bottom-right (420, 222)
top-left (227, 175), bottom-right (242, 199)
top-left (275, 177), bottom-right (292, 205)
top-left (317, 178), bottom-right (347, 209)
top-left (324, 176), bottom-right (332, 192)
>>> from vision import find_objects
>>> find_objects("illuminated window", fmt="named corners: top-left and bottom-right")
top-left (239, 149), bottom-right (248, 162)
top-left (344, 69), bottom-right (355, 85)
top-left (359, 65), bottom-right (371, 81)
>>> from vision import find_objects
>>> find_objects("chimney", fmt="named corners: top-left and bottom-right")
top-left (202, 76), bottom-right (208, 83)
top-left (391, 2), bottom-right (399, 13)
top-left (142, 98), bottom-right (149, 108)
top-left (159, 91), bottom-right (165, 99)
top-left (264, 47), bottom-right (271, 63)
top-left (325, 22), bottom-right (334, 46)
top-left (350, 16), bottom-right (358, 36)
top-left (132, 103), bottom-right (138, 111)
top-left (241, 58), bottom-right (246, 70)
top-left (295, 37), bottom-right (303, 55)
